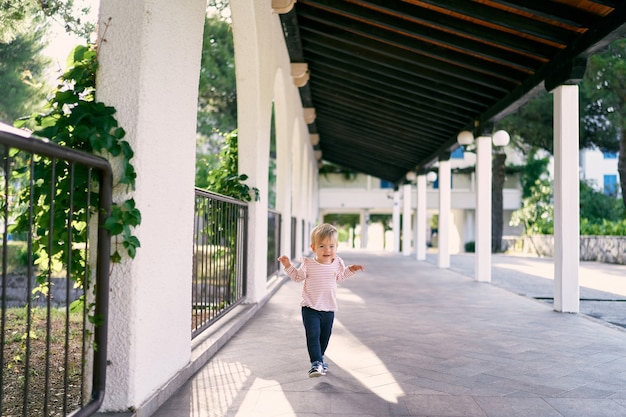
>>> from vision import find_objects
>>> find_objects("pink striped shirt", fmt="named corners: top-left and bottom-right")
top-left (284, 256), bottom-right (356, 311)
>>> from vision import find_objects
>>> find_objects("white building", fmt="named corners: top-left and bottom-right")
top-left (319, 146), bottom-right (524, 254)
top-left (580, 148), bottom-right (621, 197)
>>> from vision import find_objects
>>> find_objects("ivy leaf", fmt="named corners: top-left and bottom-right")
top-left (11, 42), bottom-right (141, 297)
top-left (103, 216), bottom-right (124, 235)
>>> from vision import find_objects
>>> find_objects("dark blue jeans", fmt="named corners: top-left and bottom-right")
top-left (301, 306), bottom-right (334, 364)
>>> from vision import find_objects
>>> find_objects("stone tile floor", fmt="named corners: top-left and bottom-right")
top-left (148, 251), bottom-right (626, 417)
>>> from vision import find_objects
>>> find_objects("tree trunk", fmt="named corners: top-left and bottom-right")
top-left (619, 130), bottom-right (626, 210)
top-left (492, 153), bottom-right (507, 253)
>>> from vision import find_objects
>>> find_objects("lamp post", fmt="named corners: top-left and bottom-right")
top-left (457, 130), bottom-right (509, 282)
top-left (456, 130), bottom-right (510, 252)
top-left (491, 130), bottom-right (510, 253)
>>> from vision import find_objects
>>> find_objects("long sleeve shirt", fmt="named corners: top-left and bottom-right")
top-left (284, 256), bottom-right (355, 312)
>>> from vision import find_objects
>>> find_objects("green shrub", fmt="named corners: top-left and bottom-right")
top-left (1, 241), bottom-right (29, 274)
top-left (464, 241), bottom-right (475, 253)
top-left (580, 218), bottom-right (626, 236)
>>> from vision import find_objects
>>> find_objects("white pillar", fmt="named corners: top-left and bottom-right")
top-left (293, 138), bottom-right (305, 256)
top-left (360, 209), bottom-right (369, 249)
top-left (96, 0), bottom-right (205, 410)
top-left (310, 161), bottom-right (319, 224)
top-left (392, 189), bottom-right (401, 252)
top-left (274, 89), bottom-right (297, 265)
top-left (553, 85), bottom-right (580, 313)
top-left (475, 135), bottom-right (492, 282)
top-left (231, 0), bottom-right (272, 303)
top-left (415, 174), bottom-right (427, 261)
top-left (438, 159), bottom-right (451, 268)
top-left (402, 183), bottom-right (412, 256)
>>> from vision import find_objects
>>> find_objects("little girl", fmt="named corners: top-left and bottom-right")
top-left (278, 223), bottom-right (364, 378)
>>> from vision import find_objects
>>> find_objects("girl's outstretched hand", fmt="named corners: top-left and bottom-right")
top-left (349, 264), bottom-right (365, 272)
top-left (277, 255), bottom-right (291, 268)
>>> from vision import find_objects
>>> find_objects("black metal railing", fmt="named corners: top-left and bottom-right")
top-left (0, 125), bottom-right (112, 417)
top-left (267, 209), bottom-right (281, 279)
top-left (192, 188), bottom-right (248, 339)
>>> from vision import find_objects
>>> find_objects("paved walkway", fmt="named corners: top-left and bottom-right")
top-left (151, 251), bottom-right (626, 417)
top-left (428, 253), bottom-right (626, 329)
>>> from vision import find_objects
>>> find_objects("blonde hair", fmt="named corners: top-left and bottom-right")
top-left (310, 223), bottom-right (338, 246)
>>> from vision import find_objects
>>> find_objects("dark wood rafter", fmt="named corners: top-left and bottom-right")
top-left (278, 0), bottom-right (626, 184)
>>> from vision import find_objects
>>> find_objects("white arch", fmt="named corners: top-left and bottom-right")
top-left (231, 0), bottom-right (316, 299)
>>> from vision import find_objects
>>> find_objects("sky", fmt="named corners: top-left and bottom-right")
top-left (43, 0), bottom-right (100, 82)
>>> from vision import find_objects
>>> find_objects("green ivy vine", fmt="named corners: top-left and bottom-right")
top-left (13, 43), bottom-right (141, 287)
top-left (204, 130), bottom-right (260, 202)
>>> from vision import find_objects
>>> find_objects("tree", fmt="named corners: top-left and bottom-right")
top-left (510, 179), bottom-right (554, 236)
top-left (197, 13), bottom-right (237, 137)
top-left (0, 0), bottom-right (98, 124)
top-left (195, 9), bottom-right (237, 185)
top-left (496, 91), bottom-right (553, 154)
top-left (579, 180), bottom-right (625, 223)
top-left (518, 148), bottom-right (551, 199)
top-left (322, 213), bottom-right (360, 247)
top-left (203, 130), bottom-right (258, 202)
top-left (582, 38), bottom-right (626, 209)
top-left (497, 37), bottom-right (626, 209)
top-left (491, 152), bottom-right (506, 252)
top-left (0, 0), bottom-right (95, 43)
top-left (0, 25), bottom-right (50, 123)
top-left (496, 87), bottom-right (619, 156)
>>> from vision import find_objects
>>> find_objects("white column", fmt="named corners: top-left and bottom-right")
top-left (475, 135), bottom-right (492, 282)
top-left (360, 209), bottom-right (369, 249)
top-left (438, 159), bottom-right (451, 268)
top-left (415, 174), bottom-right (427, 261)
top-left (293, 140), bottom-right (304, 256)
top-left (392, 189), bottom-right (401, 252)
top-left (402, 183), bottom-right (412, 256)
top-left (231, 0), bottom-right (272, 303)
top-left (307, 157), bottom-right (317, 224)
top-left (274, 100), bottom-right (296, 267)
top-left (553, 85), bottom-right (580, 313)
top-left (96, 0), bottom-right (205, 410)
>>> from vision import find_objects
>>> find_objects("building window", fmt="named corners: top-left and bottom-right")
top-left (451, 147), bottom-right (464, 159)
top-left (603, 151), bottom-right (618, 159)
top-left (604, 174), bottom-right (618, 197)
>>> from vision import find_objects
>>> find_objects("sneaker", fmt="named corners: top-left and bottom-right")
top-left (308, 362), bottom-right (324, 378)
top-left (322, 362), bottom-right (328, 374)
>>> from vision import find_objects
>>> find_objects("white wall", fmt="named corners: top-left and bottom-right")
top-left (319, 188), bottom-right (522, 211)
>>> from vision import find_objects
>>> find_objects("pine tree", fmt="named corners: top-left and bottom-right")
top-left (0, 25), bottom-right (50, 123)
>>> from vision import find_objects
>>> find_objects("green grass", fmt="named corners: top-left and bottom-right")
top-left (2, 306), bottom-right (87, 416)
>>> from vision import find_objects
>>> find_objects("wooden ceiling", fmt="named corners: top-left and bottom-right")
top-left (278, 0), bottom-right (626, 184)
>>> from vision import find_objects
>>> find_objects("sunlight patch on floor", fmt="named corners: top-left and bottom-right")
top-left (235, 378), bottom-right (295, 417)
top-left (192, 359), bottom-right (295, 416)
top-left (336, 286), bottom-right (366, 304)
top-left (494, 259), bottom-right (626, 297)
top-left (328, 319), bottom-right (405, 403)
top-left (493, 260), bottom-right (554, 279)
